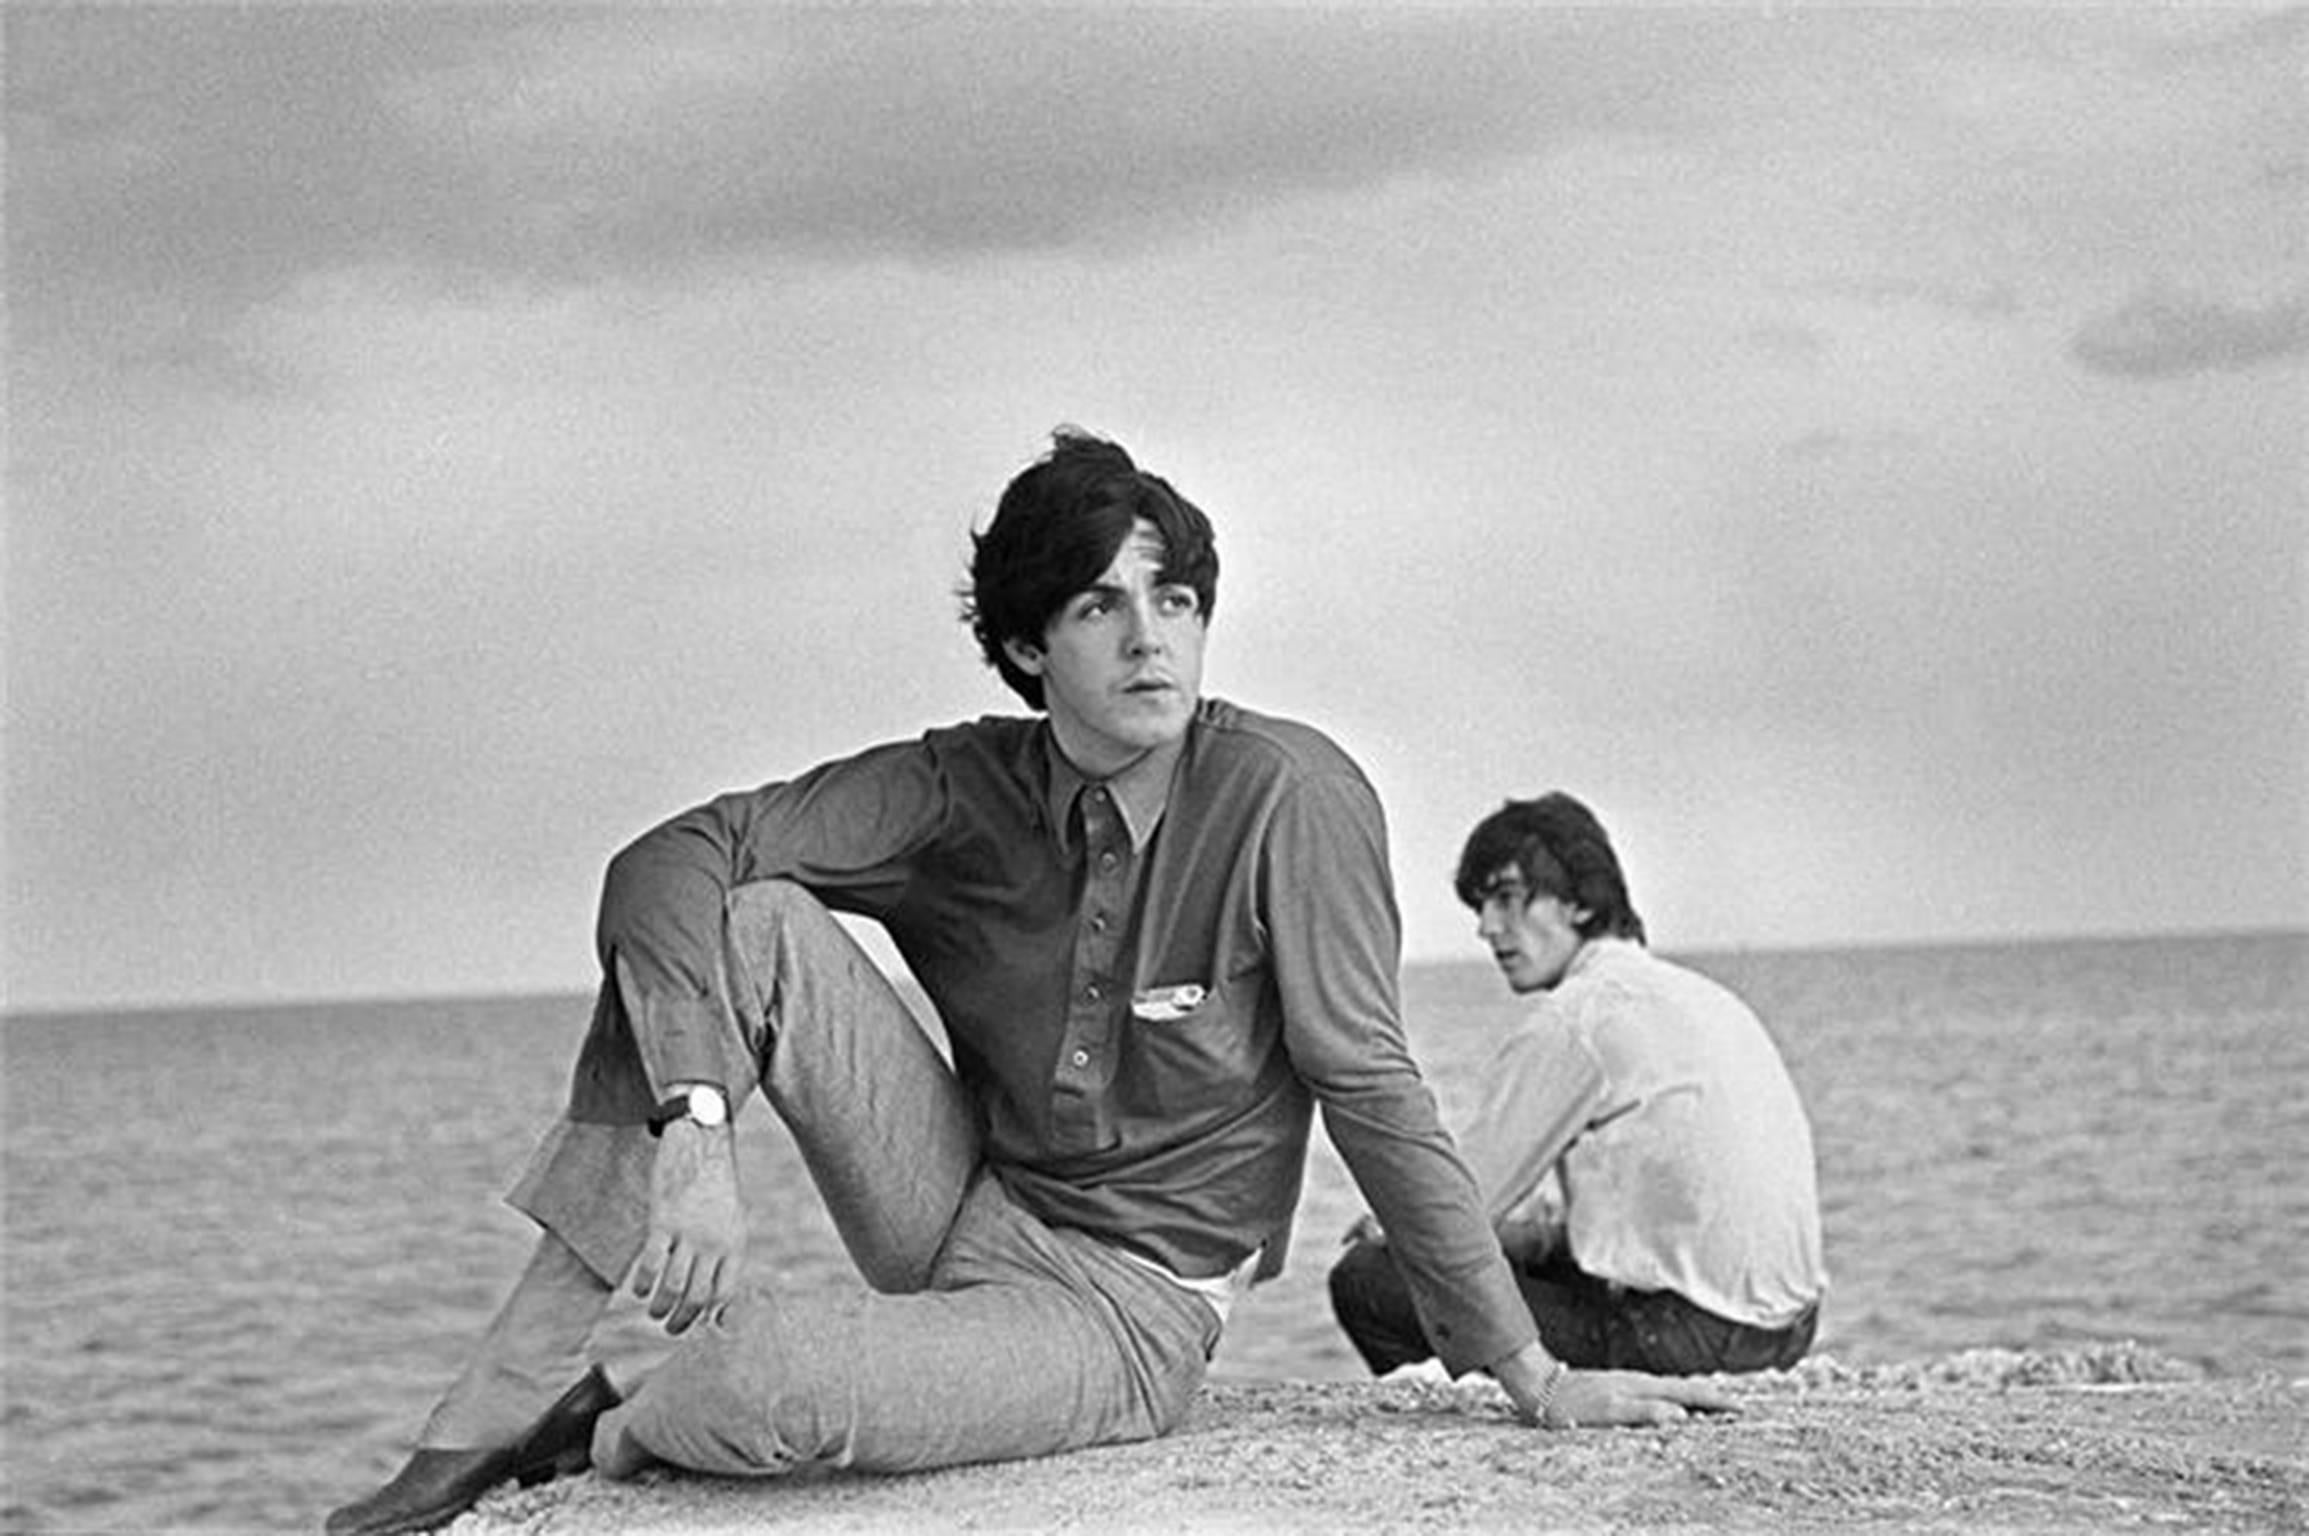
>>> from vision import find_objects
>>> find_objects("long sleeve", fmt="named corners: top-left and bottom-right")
top-left (1263, 771), bottom-right (1538, 1376)
top-left (593, 737), bottom-right (944, 1095)
top-left (1457, 1014), bottom-right (1611, 1227)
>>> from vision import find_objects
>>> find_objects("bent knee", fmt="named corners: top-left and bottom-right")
top-left (1326, 1241), bottom-right (1393, 1307)
top-left (722, 880), bottom-right (851, 988)
top-left (725, 879), bottom-right (831, 931)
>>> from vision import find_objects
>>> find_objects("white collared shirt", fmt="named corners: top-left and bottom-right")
top-left (1457, 939), bottom-right (1828, 1329)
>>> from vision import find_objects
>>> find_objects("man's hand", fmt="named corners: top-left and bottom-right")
top-left (627, 1118), bottom-right (745, 1335)
top-left (1493, 1342), bottom-right (1734, 1429)
top-left (1495, 1211), bottom-right (1564, 1267)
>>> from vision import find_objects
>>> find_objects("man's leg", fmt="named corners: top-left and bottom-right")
top-left (1604, 1289), bottom-right (1820, 1376)
top-left (1326, 1239), bottom-right (1437, 1375)
top-left (1328, 1240), bottom-right (1622, 1375)
top-left (416, 1231), bottom-right (614, 1448)
top-left (331, 880), bottom-right (977, 1532)
top-left (1507, 1252), bottom-right (1620, 1369)
top-left (597, 882), bottom-right (1217, 1477)
top-left (498, 880), bottom-right (983, 1366)
top-left (596, 1173), bottom-right (1219, 1477)
top-left (719, 880), bottom-right (980, 1292)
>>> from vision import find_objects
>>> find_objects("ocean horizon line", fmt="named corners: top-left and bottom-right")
top-left (5, 923), bottom-right (2299, 1025)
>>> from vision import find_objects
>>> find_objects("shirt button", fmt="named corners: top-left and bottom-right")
top-left (1090, 913), bottom-right (1109, 933)
top-left (1085, 983), bottom-right (1102, 1001)
top-left (1071, 1049), bottom-right (1090, 1067)
top-left (1099, 851), bottom-right (1118, 871)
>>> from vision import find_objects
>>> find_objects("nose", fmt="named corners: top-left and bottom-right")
top-left (1122, 594), bottom-right (1167, 656)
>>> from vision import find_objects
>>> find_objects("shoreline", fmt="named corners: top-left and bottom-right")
top-left (449, 1347), bottom-right (2306, 1534)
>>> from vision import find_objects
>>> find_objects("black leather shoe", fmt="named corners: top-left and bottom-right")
top-left (323, 1367), bottom-right (621, 1536)
top-left (322, 1446), bottom-right (513, 1536)
top-left (506, 1363), bottom-right (622, 1486)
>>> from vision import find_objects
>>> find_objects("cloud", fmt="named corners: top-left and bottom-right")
top-left (6, 7), bottom-right (1709, 351)
top-left (1776, 426), bottom-right (1924, 463)
top-left (2070, 283), bottom-right (2309, 378)
top-left (1742, 320), bottom-right (1831, 364)
top-left (1814, 278), bottom-right (2024, 320)
top-left (12, 4), bottom-right (2296, 378)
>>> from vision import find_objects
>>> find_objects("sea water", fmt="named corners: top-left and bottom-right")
top-left (4, 931), bottom-right (2302, 1534)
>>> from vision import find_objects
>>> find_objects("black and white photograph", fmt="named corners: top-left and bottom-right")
top-left (5, 6), bottom-right (2303, 1533)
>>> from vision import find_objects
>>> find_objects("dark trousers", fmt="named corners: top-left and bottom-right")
top-left (1327, 1238), bottom-right (1816, 1378)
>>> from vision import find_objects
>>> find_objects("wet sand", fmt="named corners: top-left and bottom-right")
top-left (450, 1348), bottom-right (2305, 1533)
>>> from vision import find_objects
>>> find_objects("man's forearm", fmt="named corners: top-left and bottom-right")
top-left (597, 800), bottom-right (760, 1095)
top-left (598, 803), bottom-right (747, 990)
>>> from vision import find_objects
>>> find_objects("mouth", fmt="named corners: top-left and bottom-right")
top-left (1122, 676), bottom-right (1176, 697)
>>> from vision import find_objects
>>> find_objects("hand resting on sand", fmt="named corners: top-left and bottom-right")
top-left (1494, 1342), bottom-right (1735, 1429)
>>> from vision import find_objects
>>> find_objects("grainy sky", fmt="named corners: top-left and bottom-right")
top-left (5, 4), bottom-right (2303, 1011)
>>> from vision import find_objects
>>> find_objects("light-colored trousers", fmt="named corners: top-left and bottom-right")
top-left (469, 881), bottom-right (1218, 1477)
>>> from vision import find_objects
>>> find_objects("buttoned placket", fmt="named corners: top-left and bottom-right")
top-left (1052, 783), bottom-right (1131, 1149)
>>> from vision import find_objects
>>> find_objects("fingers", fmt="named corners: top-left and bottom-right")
top-left (690, 1251), bottom-right (735, 1329)
top-left (640, 1235), bottom-right (740, 1335)
top-left (1543, 1371), bottom-right (1736, 1431)
top-left (1653, 1375), bottom-right (1735, 1414)
top-left (627, 1234), bottom-right (669, 1301)
top-left (709, 1249), bottom-right (740, 1308)
top-left (1561, 1395), bottom-right (1687, 1430)
top-left (649, 1246), bottom-right (697, 1325)
top-left (663, 1288), bottom-right (704, 1335)
top-left (664, 1248), bottom-right (734, 1335)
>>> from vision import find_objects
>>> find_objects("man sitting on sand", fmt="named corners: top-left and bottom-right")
top-left (327, 433), bottom-right (1725, 1536)
top-left (1330, 792), bottom-right (1826, 1379)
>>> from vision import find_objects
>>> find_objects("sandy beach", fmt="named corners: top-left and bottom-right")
top-left (446, 1348), bottom-right (2304, 1534)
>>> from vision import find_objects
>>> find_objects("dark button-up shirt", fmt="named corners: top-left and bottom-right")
top-left (591, 697), bottom-right (1535, 1374)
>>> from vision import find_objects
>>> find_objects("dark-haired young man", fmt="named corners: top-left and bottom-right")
top-left (1330, 792), bottom-right (1827, 1382)
top-left (328, 437), bottom-right (1724, 1536)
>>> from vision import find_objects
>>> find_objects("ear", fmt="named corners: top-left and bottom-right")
top-left (1003, 637), bottom-right (1047, 677)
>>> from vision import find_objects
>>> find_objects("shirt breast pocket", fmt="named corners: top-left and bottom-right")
top-left (1119, 968), bottom-right (1268, 1118)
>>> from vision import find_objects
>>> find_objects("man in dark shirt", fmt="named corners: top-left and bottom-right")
top-left (328, 431), bottom-right (1724, 1535)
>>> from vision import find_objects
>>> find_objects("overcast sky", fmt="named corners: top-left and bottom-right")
top-left (6, 4), bottom-right (2303, 1012)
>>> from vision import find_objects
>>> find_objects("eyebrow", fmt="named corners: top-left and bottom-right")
top-left (1075, 570), bottom-right (1196, 603)
top-left (1067, 579), bottom-right (1130, 610)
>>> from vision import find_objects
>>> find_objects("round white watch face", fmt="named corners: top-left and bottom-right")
top-left (687, 1086), bottom-right (728, 1128)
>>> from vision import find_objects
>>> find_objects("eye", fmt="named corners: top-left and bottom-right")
top-left (1073, 593), bottom-right (1115, 621)
top-left (1156, 585), bottom-right (1200, 617)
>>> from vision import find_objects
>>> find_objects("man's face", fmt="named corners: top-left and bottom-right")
top-left (1474, 866), bottom-right (1590, 994)
top-left (1006, 519), bottom-right (1207, 777)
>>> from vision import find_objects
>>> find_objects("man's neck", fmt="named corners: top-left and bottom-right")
top-left (1049, 730), bottom-right (1185, 851)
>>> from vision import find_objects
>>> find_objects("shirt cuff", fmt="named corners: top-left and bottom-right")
top-left (616, 955), bottom-right (745, 1102)
top-left (1425, 1258), bottom-right (1542, 1378)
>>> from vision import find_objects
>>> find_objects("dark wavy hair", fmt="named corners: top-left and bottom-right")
top-left (1453, 792), bottom-right (1647, 944)
top-left (960, 429), bottom-right (1220, 709)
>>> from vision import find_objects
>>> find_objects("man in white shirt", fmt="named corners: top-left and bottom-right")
top-left (1330, 792), bottom-right (1826, 1378)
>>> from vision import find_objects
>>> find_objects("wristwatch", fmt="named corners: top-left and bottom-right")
top-left (649, 1083), bottom-right (730, 1136)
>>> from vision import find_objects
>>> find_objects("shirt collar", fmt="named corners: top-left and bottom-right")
top-left (1566, 936), bottom-right (1635, 981)
top-left (1042, 729), bottom-right (1186, 853)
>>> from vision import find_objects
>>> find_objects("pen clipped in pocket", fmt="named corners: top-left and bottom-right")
top-left (1131, 983), bottom-right (1208, 1022)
